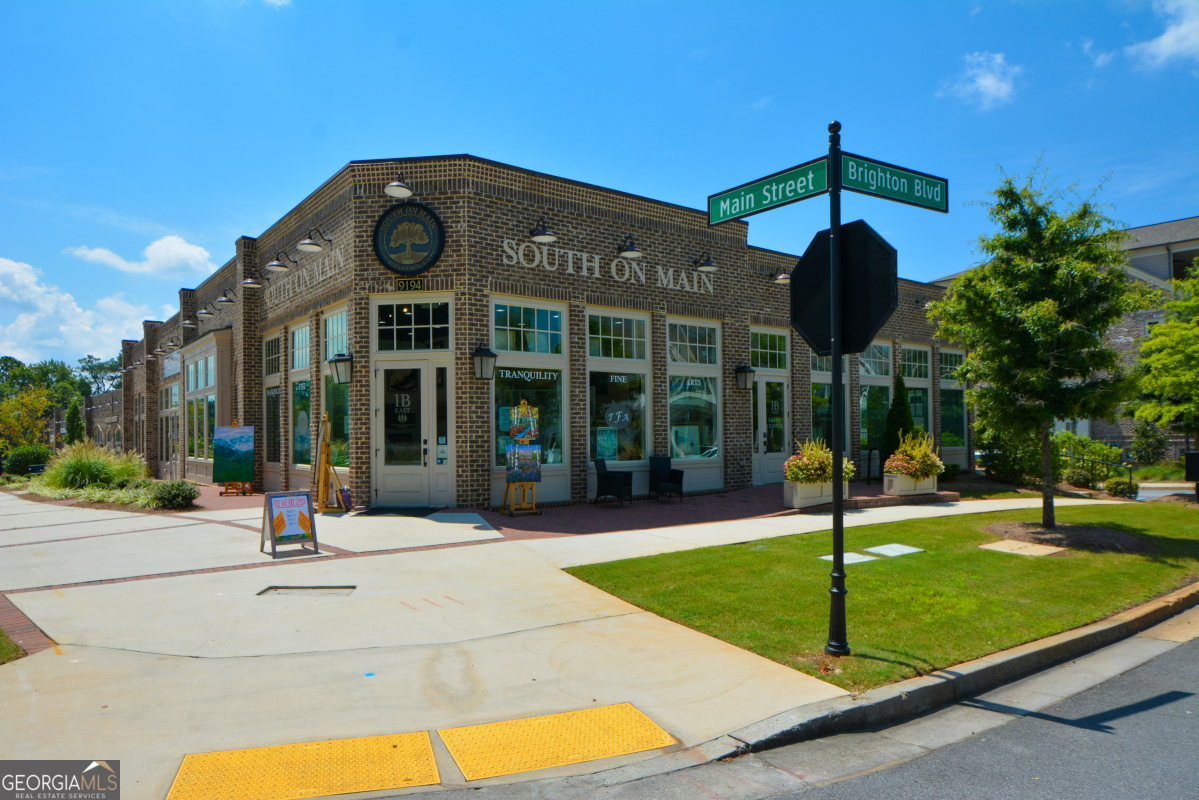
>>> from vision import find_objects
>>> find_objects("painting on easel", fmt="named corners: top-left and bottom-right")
top-left (509, 400), bottom-right (539, 442)
top-left (505, 443), bottom-right (542, 483)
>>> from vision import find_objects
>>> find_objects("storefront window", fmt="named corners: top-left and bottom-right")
top-left (377, 302), bottom-right (450, 351)
top-left (908, 387), bottom-right (929, 433)
top-left (667, 323), bottom-right (718, 365)
top-left (859, 344), bottom-right (890, 377)
top-left (588, 314), bottom-right (644, 360)
top-left (206, 355), bottom-right (216, 388)
top-left (588, 371), bottom-right (646, 461)
top-left (187, 363), bottom-right (195, 392)
top-left (902, 347), bottom-right (929, 380)
top-left (265, 386), bottom-right (281, 463)
top-left (941, 389), bottom-right (966, 446)
top-left (669, 376), bottom-right (718, 458)
top-left (859, 385), bottom-right (890, 451)
top-left (496, 304), bottom-right (562, 354)
top-left (940, 351), bottom-right (965, 381)
top-left (325, 311), bottom-right (348, 360)
top-left (293, 379), bottom-right (311, 465)
top-left (196, 358), bottom-right (205, 391)
top-left (323, 375), bottom-right (349, 467)
top-left (292, 327), bottom-right (310, 370)
top-left (206, 396), bottom-right (215, 459)
top-left (264, 337), bottom-right (280, 376)
top-left (187, 398), bottom-right (196, 456)
top-left (810, 383), bottom-right (847, 449)
top-left (494, 368), bottom-right (562, 466)
top-left (810, 354), bottom-right (847, 373)
top-left (750, 332), bottom-right (786, 369)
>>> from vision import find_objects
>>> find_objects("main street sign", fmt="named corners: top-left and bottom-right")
top-left (841, 152), bottom-right (948, 213)
top-left (708, 157), bottom-right (827, 225)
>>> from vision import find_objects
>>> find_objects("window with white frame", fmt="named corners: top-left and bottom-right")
top-left (264, 336), bottom-right (280, 376)
top-left (750, 331), bottom-right (786, 369)
top-left (939, 350), bottom-right (966, 447)
top-left (668, 322), bottom-right (718, 365)
top-left (859, 343), bottom-right (890, 377)
top-left (377, 302), bottom-right (450, 351)
top-left (494, 303), bottom-right (562, 354)
top-left (940, 351), bottom-right (965, 381)
top-left (292, 326), bottom-right (310, 370)
top-left (810, 354), bottom-right (847, 373)
top-left (902, 347), bottom-right (929, 380)
top-left (324, 311), bottom-right (348, 360)
top-left (588, 313), bottom-right (645, 360)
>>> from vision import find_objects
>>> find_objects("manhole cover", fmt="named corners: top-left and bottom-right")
top-left (257, 586), bottom-right (356, 596)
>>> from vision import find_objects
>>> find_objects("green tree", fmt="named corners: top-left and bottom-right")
top-left (0, 356), bottom-right (24, 386)
top-left (64, 397), bottom-right (84, 445)
top-left (48, 380), bottom-right (83, 410)
top-left (928, 167), bottom-right (1154, 528)
top-left (77, 355), bottom-right (122, 395)
top-left (1135, 262), bottom-right (1199, 448)
top-left (0, 388), bottom-right (53, 452)
top-left (881, 372), bottom-right (915, 466)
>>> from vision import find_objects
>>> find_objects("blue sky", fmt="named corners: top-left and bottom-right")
top-left (1, 0), bottom-right (1196, 365)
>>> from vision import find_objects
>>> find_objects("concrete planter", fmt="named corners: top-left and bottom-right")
top-left (784, 480), bottom-right (849, 509)
top-left (883, 473), bottom-right (938, 496)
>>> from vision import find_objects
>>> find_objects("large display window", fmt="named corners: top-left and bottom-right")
top-left (668, 376), bottom-right (718, 458)
top-left (324, 375), bottom-right (350, 466)
top-left (293, 379), bottom-right (311, 466)
top-left (588, 371), bottom-right (646, 461)
top-left (493, 367), bottom-right (562, 466)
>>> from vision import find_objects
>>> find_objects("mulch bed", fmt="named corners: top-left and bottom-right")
top-left (983, 521), bottom-right (1158, 554)
top-left (1147, 493), bottom-right (1198, 506)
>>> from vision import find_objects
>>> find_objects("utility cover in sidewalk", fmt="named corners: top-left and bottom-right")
top-left (437, 702), bottom-right (676, 781)
top-left (864, 544), bottom-right (925, 557)
top-left (979, 540), bottom-right (1066, 557)
top-left (165, 731), bottom-right (439, 800)
top-left (257, 586), bottom-right (356, 596)
top-left (818, 552), bottom-right (878, 564)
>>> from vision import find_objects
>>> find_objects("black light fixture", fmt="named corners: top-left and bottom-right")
top-left (471, 342), bottom-right (498, 381)
top-left (618, 235), bottom-right (643, 259)
top-left (774, 268), bottom-right (791, 285)
top-left (144, 353), bottom-right (156, 362)
top-left (181, 317), bottom-right (197, 329)
top-left (133, 360), bottom-right (143, 367)
top-left (529, 218), bottom-right (557, 243)
top-left (328, 352), bottom-right (353, 385)
top-left (241, 269), bottom-right (270, 289)
top-left (735, 364), bottom-right (756, 390)
top-left (215, 289), bottom-right (236, 305)
top-left (297, 227), bottom-right (333, 253)
top-left (266, 251), bottom-right (298, 272)
top-left (692, 251), bottom-right (718, 273)
top-left (196, 302), bottom-right (218, 319)
top-left (384, 173), bottom-right (413, 198)
top-left (152, 344), bottom-right (166, 356)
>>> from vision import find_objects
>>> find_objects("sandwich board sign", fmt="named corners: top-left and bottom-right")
top-left (260, 490), bottom-right (319, 558)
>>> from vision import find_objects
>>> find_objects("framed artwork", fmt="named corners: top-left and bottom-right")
top-left (505, 443), bottom-right (542, 483)
top-left (212, 426), bottom-right (254, 483)
top-left (671, 425), bottom-right (701, 458)
top-left (510, 401), bottom-right (539, 441)
top-left (596, 428), bottom-right (618, 460)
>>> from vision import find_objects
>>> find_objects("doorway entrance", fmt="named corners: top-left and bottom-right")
top-left (373, 360), bottom-right (453, 507)
top-left (751, 377), bottom-right (789, 485)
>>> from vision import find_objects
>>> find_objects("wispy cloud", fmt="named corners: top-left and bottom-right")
top-left (264, 0), bottom-right (291, 7)
top-left (65, 235), bottom-right (217, 279)
top-left (749, 96), bottom-right (771, 112)
top-left (939, 52), bottom-right (1023, 110)
top-left (1126, 0), bottom-right (1199, 68)
top-left (0, 256), bottom-right (152, 362)
top-left (1082, 38), bottom-right (1116, 67)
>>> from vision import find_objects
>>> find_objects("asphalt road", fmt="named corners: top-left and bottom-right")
top-left (781, 637), bottom-right (1198, 800)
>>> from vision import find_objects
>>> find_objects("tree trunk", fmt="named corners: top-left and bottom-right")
top-left (1041, 420), bottom-right (1056, 529)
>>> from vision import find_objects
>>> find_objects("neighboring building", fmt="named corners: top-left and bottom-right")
top-left (107, 154), bottom-right (968, 509)
top-left (87, 390), bottom-right (124, 452)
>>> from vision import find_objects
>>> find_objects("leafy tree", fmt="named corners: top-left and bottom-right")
top-left (928, 167), bottom-right (1155, 528)
top-left (48, 380), bottom-right (83, 410)
top-left (0, 388), bottom-right (53, 452)
top-left (65, 398), bottom-right (84, 445)
top-left (0, 356), bottom-right (24, 386)
top-left (1130, 420), bottom-right (1169, 465)
top-left (77, 355), bottom-right (122, 395)
top-left (1135, 261), bottom-right (1199, 448)
top-left (881, 372), bottom-right (915, 466)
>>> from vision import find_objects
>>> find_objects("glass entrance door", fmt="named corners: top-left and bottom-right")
top-left (752, 377), bottom-right (788, 485)
top-left (374, 361), bottom-right (453, 507)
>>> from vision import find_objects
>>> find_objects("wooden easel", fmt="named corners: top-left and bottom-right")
top-left (502, 438), bottom-right (541, 518)
top-left (315, 412), bottom-right (348, 512)
top-left (219, 418), bottom-right (254, 496)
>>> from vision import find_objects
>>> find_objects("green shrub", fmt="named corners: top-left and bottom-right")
top-left (1129, 420), bottom-right (1169, 466)
top-left (1065, 467), bottom-right (1094, 489)
top-left (942, 463), bottom-right (961, 480)
top-left (141, 480), bottom-right (200, 509)
top-left (4, 445), bottom-right (52, 476)
top-left (1102, 476), bottom-right (1139, 499)
top-left (881, 373), bottom-right (916, 465)
top-left (42, 442), bottom-right (147, 489)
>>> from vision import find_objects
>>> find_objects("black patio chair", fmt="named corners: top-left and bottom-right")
top-left (594, 458), bottom-right (633, 507)
top-left (648, 456), bottom-right (684, 503)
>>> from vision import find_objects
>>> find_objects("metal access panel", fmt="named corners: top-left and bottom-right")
top-left (790, 219), bottom-right (899, 356)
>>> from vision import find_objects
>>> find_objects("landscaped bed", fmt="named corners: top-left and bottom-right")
top-left (566, 504), bottom-right (1199, 693)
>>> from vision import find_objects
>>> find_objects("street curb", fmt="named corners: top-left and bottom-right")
top-left (726, 579), bottom-right (1199, 754)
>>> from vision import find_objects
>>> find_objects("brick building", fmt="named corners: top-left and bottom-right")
top-left (106, 155), bottom-right (966, 509)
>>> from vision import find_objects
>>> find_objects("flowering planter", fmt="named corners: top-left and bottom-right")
top-left (883, 473), bottom-right (938, 496)
top-left (784, 479), bottom-right (849, 509)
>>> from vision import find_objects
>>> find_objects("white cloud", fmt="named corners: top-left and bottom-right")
top-left (749, 96), bottom-right (771, 111)
top-left (1126, 0), bottom-right (1199, 68)
top-left (939, 51), bottom-right (1023, 109)
top-left (264, 0), bottom-right (291, 6)
top-left (65, 235), bottom-right (217, 279)
top-left (0, 256), bottom-right (151, 362)
top-left (1082, 38), bottom-right (1116, 67)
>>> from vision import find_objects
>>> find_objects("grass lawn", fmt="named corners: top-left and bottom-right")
top-left (567, 504), bottom-right (1198, 693)
top-left (0, 628), bottom-right (22, 666)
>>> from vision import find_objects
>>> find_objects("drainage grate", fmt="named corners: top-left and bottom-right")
top-left (257, 586), bottom-right (356, 596)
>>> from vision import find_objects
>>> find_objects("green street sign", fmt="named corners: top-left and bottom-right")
top-left (708, 157), bottom-right (827, 225)
top-left (841, 152), bottom-right (948, 213)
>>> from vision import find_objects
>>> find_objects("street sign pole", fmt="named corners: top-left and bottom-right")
top-left (826, 120), bottom-right (850, 657)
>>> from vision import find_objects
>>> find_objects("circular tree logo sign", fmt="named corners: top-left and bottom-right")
top-left (373, 201), bottom-right (446, 276)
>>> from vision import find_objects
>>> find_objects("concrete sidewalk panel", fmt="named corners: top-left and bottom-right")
top-left (0, 507), bottom-right (135, 531)
top-left (315, 512), bottom-right (502, 552)
top-left (1138, 606), bottom-right (1199, 642)
top-left (1, 515), bottom-right (200, 546)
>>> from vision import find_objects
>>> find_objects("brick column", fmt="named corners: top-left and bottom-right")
top-left (723, 310), bottom-right (752, 491)
top-left (650, 306), bottom-right (669, 459)
top-left (848, 353), bottom-right (861, 474)
top-left (120, 340), bottom-right (136, 454)
top-left (348, 295), bottom-right (370, 508)
top-left (309, 310), bottom-right (323, 496)
top-left (569, 298), bottom-right (589, 502)
top-left (179, 289), bottom-right (198, 346)
top-left (792, 339), bottom-right (811, 445)
top-left (931, 344), bottom-right (942, 451)
top-left (142, 321), bottom-right (160, 472)
top-left (234, 236), bottom-right (265, 492)
top-left (280, 325), bottom-right (291, 491)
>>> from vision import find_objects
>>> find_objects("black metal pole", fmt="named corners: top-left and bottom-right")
top-left (826, 120), bottom-right (851, 657)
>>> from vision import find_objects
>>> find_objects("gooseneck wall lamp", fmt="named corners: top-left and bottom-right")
top-left (385, 174), bottom-right (414, 199)
top-left (196, 302), bottom-right (219, 319)
top-left (215, 289), bottom-right (237, 305)
top-left (297, 228), bottom-right (334, 253)
top-left (181, 317), bottom-right (198, 330)
top-left (773, 268), bottom-right (792, 285)
top-left (241, 269), bottom-right (271, 289)
top-left (618, 235), bottom-right (643, 259)
top-left (529, 219), bottom-right (557, 243)
top-left (692, 252), bottom-right (718, 273)
top-left (265, 251), bottom-right (299, 272)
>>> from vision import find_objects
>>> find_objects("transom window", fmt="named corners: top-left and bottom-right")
top-left (377, 302), bottom-right (450, 351)
top-left (292, 326), bottom-right (310, 370)
top-left (495, 303), bottom-right (562, 354)
top-left (750, 332), bottom-right (786, 369)
top-left (589, 314), bottom-right (645, 360)
top-left (810, 354), bottom-right (847, 374)
top-left (940, 351), bottom-right (965, 381)
top-left (264, 337), bottom-right (280, 376)
top-left (325, 311), bottom-right (348, 360)
top-left (859, 344), bottom-right (890, 377)
top-left (668, 323), bottom-right (717, 365)
top-left (902, 347), bottom-right (930, 380)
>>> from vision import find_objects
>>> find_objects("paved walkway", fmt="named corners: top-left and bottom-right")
top-left (0, 487), bottom-right (1119, 800)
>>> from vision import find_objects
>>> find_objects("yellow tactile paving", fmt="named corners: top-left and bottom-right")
top-left (165, 731), bottom-right (439, 800)
top-left (438, 702), bottom-right (677, 781)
